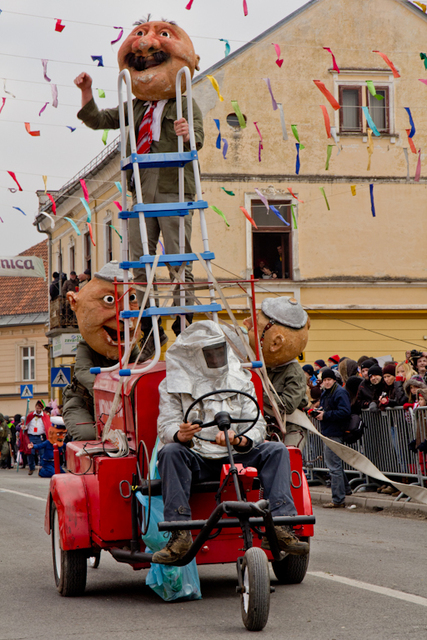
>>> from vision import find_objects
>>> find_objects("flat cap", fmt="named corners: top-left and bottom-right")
top-left (94, 260), bottom-right (133, 283)
top-left (261, 297), bottom-right (308, 330)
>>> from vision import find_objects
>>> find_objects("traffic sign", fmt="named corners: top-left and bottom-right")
top-left (51, 367), bottom-right (71, 387)
top-left (20, 384), bottom-right (33, 399)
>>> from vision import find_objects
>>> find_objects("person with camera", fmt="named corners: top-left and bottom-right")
top-left (315, 368), bottom-right (352, 508)
top-left (378, 363), bottom-right (406, 410)
top-left (354, 365), bottom-right (386, 413)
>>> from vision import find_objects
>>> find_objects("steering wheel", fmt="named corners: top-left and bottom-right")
top-left (183, 389), bottom-right (260, 443)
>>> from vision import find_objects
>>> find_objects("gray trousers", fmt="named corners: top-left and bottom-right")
top-left (158, 441), bottom-right (298, 522)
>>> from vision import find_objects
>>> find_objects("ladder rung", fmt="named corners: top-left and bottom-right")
top-left (120, 251), bottom-right (215, 269)
top-left (119, 200), bottom-right (208, 219)
top-left (121, 303), bottom-right (222, 318)
top-left (121, 150), bottom-right (198, 170)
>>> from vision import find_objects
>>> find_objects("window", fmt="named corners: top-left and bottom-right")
top-left (339, 83), bottom-right (390, 134)
top-left (104, 212), bottom-right (113, 263)
top-left (251, 200), bottom-right (292, 280)
top-left (22, 346), bottom-right (35, 381)
top-left (69, 242), bottom-right (75, 273)
top-left (226, 113), bottom-right (247, 129)
top-left (339, 86), bottom-right (362, 132)
top-left (367, 87), bottom-right (389, 132)
top-left (83, 230), bottom-right (91, 273)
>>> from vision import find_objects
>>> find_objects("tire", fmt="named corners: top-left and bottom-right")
top-left (51, 502), bottom-right (87, 596)
top-left (272, 538), bottom-right (310, 584)
top-left (240, 547), bottom-right (270, 632)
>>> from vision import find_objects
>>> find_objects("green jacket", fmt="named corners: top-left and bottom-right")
top-left (264, 360), bottom-right (309, 418)
top-left (77, 97), bottom-right (204, 196)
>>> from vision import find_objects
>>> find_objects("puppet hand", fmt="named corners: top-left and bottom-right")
top-left (177, 421), bottom-right (201, 442)
top-left (74, 72), bottom-right (93, 91)
top-left (174, 118), bottom-right (190, 142)
top-left (28, 443), bottom-right (34, 449)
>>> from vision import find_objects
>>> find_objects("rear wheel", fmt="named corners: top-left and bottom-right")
top-left (51, 502), bottom-right (87, 596)
top-left (272, 538), bottom-right (310, 584)
top-left (240, 547), bottom-right (270, 631)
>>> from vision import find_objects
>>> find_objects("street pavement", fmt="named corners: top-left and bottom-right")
top-left (1, 468), bottom-right (426, 640)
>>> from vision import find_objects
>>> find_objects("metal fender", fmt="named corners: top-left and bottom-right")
top-left (49, 474), bottom-right (91, 550)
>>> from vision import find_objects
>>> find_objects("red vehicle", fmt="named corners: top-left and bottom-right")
top-left (45, 362), bottom-right (315, 631)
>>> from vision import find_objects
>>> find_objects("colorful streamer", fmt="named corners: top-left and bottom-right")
top-left (313, 80), bottom-right (340, 110)
top-left (39, 102), bottom-right (49, 116)
top-left (214, 119), bottom-right (221, 149)
top-left (7, 171), bottom-right (23, 191)
top-left (243, 0), bottom-right (248, 16)
top-left (255, 188), bottom-right (270, 212)
top-left (402, 148), bottom-right (410, 180)
top-left (320, 187), bottom-right (330, 211)
top-left (291, 124), bottom-right (305, 149)
top-left (231, 100), bottom-right (246, 128)
top-left (13, 207), bottom-right (26, 216)
top-left (64, 217), bottom-right (81, 235)
top-left (88, 222), bottom-right (96, 247)
top-left (55, 19), bottom-right (65, 32)
top-left (185, 0), bottom-right (195, 8)
top-left (272, 44), bottom-right (283, 68)
top-left (320, 105), bottom-right (331, 138)
top-left (42, 175), bottom-right (47, 194)
top-left (219, 39), bottom-right (230, 57)
top-left (330, 126), bottom-right (341, 154)
top-left (367, 128), bottom-right (374, 170)
top-left (406, 129), bottom-right (417, 154)
top-left (254, 122), bottom-right (263, 162)
top-left (277, 103), bottom-right (288, 140)
top-left (91, 56), bottom-right (104, 67)
top-left (111, 27), bottom-right (124, 45)
top-left (369, 184), bottom-right (376, 217)
top-left (98, 89), bottom-right (105, 98)
top-left (415, 149), bottom-right (422, 182)
top-left (80, 198), bottom-right (92, 222)
top-left (41, 59), bottom-right (51, 82)
top-left (115, 181), bottom-right (122, 193)
top-left (419, 78), bottom-right (427, 86)
top-left (295, 143), bottom-right (301, 175)
top-left (420, 53), bottom-right (427, 70)
top-left (206, 75), bottom-right (224, 101)
top-left (323, 47), bottom-right (340, 73)
top-left (110, 224), bottom-right (122, 241)
top-left (221, 188), bottom-right (235, 196)
top-left (47, 193), bottom-right (57, 214)
top-left (325, 145), bottom-right (333, 170)
top-left (351, 185), bottom-right (357, 196)
top-left (3, 80), bottom-right (15, 98)
top-left (51, 84), bottom-right (58, 108)
top-left (38, 211), bottom-right (55, 228)
top-left (113, 201), bottom-right (122, 211)
top-left (0, 97), bottom-right (5, 113)
top-left (102, 129), bottom-right (109, 145)
top-left (404, 107), bottom-right (416, 138)
top-left (287, 188), bottom-right (304, 203)
top-left (366, 80), bottom-right (384, 100)
top-left (290, 204), bottom-right (298, 229)
top-left (66, 126), bottom-right (76, 132)
top-left (222, 138), bottom-right (228, 159)
top-left (362, 106), bottom-right (380, 136)
top-left (80, 179), bottom-right (90, 203)
top-left (414, 2), bottom-right (427, 11)
top-left (263, 78), bottom-right (278, 110)
top-left (372, 51), bottom-right (400, 78)
top-left (270, 205), bottom-right (290, 226)
top-left (211, 205), bottom-right (230, 227)
top-left (240, 206), bottom-right (258, 229)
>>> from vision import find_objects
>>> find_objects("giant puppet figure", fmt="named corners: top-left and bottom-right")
top-left (243, 297), bottom-right (311, 450)
top-left (74, 16), bottom-right (204, 344)
top-left (62, 262), bottom-right (141, 441)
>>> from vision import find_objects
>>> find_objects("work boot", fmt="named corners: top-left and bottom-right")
top-left (151, 530), bottom-right (193, 564)
top-left (28, 469), bottom-right (34, 476)
top-left (140, 331), bottom-right (168, 361)
top-left (322, 502), bottom-right (345, 509)
top-left (261, 525), bottom-right (309, 556)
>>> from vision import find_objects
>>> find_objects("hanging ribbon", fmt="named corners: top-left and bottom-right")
top-left (185, 0), bottom-right (195, 8)
top-left (80, 179), bottom-right (90, 203)
top-left (367, 128), bottom-right (374, 170)
top-left (263, 78), bottom-right (278, 110)
top-left (0, 98), bottom-right (5, 113)
top-left (254, 122), bottom-right (263, 162)
top-left (98, 88), bottom-right (105, 98)
top-left (287, 188), bottom-right (304, 203)
top-left (243, 0), bottom-right (248, 16)
top-left (211, 205), bottom-right (230, 227)
top-left (41, 59), bottom-right (51, 82)
top-left (3, 79), bottom-right (15, 98)
top-left (295, 143), bottom-right (301, 175)
top-left (369, 184), bottom-right (376, 217)
top-left (64, 217), bottom-right (81, 235)
top-left (219, 39), bottom-right (230, 57)
top-left (406, 129), bottom-right (417, 154)
top-left (102, 130), bottom-right (109, 145)
top-left (221, 188), bottom-right (235, 196)
top-left (115, 181), bottom-right (122, 193)
top-left (402, 148), bottom-right (410, 180)
top-left (13, 207), bottom-right (26, 216)
top-left (320, 187), bottom-right (330, 211)
top-left (47, 193), bottom-right (57, 214)
top-left (290, 204), bottom-right (298, 229)
top-left (255, 188), bottom-right (269, 211)
top-left (7, 171), bottom-right (22, 191)
top-left (214, 119), bottom-right (221, 149)
top-left (66, 126), bottom-right (76, 132)
top-left (415, 149), bottom-right (422, 182)
top-left (39, 211), bottom-right (55, 228)
top-left (91, 55), bottom-right (104, 67)
top-left (206, 75), bottom-right (224, 101)
top-left (330, 126), bottom-right (340, 154)
top-left (362, 106), bottom-right (380, 136)
top-left (88, 222), bottom-right (96, 246)
top-left (111, 27), bottom-right (124, 45)
top-left (39, 102), bottom-right (49, 116)
top-left (320, 105), bottom-right (331, 138)
top-left (113, 201), bottom-right (122, 211)
top-left (372, 51), bottom-right (400, 78)
top-left (80, 198), bottom-right (92, 222)
top-left (222, 138), bottom-right (228, 159)
top-left (325, 145), bottom-right (333, 170)
top-left (323, 47), bottom-right (340, 73)
top-left (42, 175), bottom-right (47, 194)
top-left (272, 43), bottom-right (284, 68)
top-left (240, 206), bottom-right (258, 228)
top-left (351, 185), bottom-right (357, 196)
top-left (313, 80), bottom-right (340, 110)
top-left (110, 224), bottom-right (122, 241)
top-left (55, 19), bottom-right (65, 32)
top-left (270, 205), bottom-right (290, 226)
top-left (366, 80), bottom-right (384, 101)
top-left (404, 107), bottom-right (416, 138)
top-left (277, 103), bottom-right (288, 140)
top-left (291, 124), bottom-right (305, 149)
top-left (414, 2), bottom-right (427, 11)
top-left (51, 84), bottom-right (58, 108)
top-left (231, 100), bottom-right (246, 128)
top-left (420, 53), bottom-right (427, 70)
top-left (419, 78), bottom-right (427, 86)
top-left (25, 122), bottom-right (40, 137)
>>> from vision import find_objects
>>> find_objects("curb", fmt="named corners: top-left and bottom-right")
top-left (309, 488), bottom-right (427, 515)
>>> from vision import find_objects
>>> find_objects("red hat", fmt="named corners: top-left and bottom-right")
top-left (328, 354), bottom-right (340, 364)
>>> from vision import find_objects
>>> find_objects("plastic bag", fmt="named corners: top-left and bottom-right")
top-left (136, 438), bottom-right (202, 602)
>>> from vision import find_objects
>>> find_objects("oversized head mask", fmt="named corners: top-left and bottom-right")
top-left (117, 19), bottom-right (200, 101)
top-left (48, 417), bottom-right (67, 445)
top-left (67, 261), bottom-right (141, 360)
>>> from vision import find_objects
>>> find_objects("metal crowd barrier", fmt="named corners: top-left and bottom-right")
top-left (303, 407), bottom-right (427, 494)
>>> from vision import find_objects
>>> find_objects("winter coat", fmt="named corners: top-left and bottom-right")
top-left (319, 382), bottom-right (351, 439)
top-left (354, 378), bottom-right (387, 413)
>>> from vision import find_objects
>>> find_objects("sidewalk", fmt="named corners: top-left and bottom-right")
top-left (309, 483), bottom-right (427, 516)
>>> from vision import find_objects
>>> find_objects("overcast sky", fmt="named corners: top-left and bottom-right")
top-left (0, 0), bottom-right (311, 257)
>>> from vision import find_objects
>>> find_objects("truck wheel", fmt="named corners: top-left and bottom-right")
top-left (240, 547), bottom-right (270, 631)
top-left (272, 538), bottom-right (310, 584)
top-left (51, 502), bottom-right (87, 596)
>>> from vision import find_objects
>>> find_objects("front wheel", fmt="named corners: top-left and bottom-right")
top-left (51, 502), bottom-right (87, 596)
top-left (272, 538), bottom-right (310, 584)
top-left (240, 547), bottom-right (270, 631)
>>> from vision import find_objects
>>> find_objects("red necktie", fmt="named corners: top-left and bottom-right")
top-left (136, 102), bottom-right (157, 154)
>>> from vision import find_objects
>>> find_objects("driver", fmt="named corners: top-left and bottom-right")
top-left (153, 320), bottom-right (309, 564)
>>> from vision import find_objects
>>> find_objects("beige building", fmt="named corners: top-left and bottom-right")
top-left (36, 0), bottom-right (427, 366)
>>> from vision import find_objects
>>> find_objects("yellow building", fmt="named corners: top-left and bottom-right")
top-left (36, 0), bottom-right (427, 367)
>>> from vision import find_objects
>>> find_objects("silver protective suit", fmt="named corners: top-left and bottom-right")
top-left (157, 320), bottom-right (266, 459)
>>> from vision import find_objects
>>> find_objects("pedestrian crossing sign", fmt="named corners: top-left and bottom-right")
top-left (51, 367), bottom-right (71, 387)
top-left (20, 384), bottom-right (33, 399)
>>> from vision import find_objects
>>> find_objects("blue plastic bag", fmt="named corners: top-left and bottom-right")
top-left (136, 438), bottom-right (202, 602)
